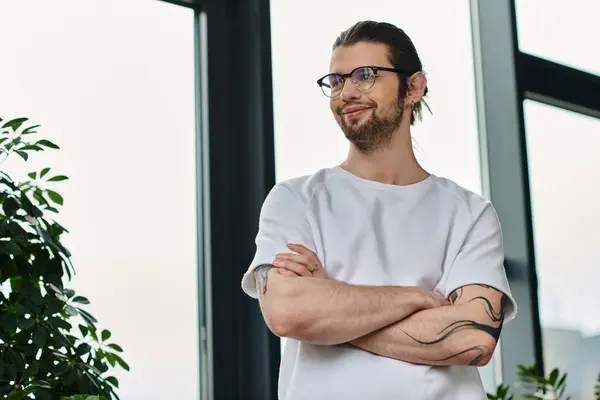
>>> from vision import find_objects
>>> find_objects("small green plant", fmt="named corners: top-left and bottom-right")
top-left (486, 383), bottom-right (513, 400)
top-left (1, 117), bottom-right (128, 399)
top-left (517, 363), bottom-right (570, 400)
top-left (487, 363), bottom-right (600, 400)
top-left (60, 396), bottom-right (108, 400)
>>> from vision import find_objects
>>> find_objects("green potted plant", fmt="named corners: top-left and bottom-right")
top-left (0, 117), bottom-right (128, 399)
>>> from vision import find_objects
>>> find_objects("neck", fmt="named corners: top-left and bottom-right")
top-left (341, 115), bottom-right (429, 186)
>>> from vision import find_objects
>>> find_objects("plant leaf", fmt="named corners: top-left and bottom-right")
top-left (78, 309), bottom-right (98, 324)
top-left (72, 296), bottom-right (90, 305)
top-left (65, 304), bottom-right (79, 316)
top-left (2, 117), bottom-right (28, 131)
top-left (15, 150), bottom-right (28, 161)
top-left (46, 282), bottom-right (63, 294)
top-left (12, 304), bottom-right (30, 315)
top-left (113, 354), bottom-right (130, 371)
top-left (2, 196), bottom-right (20, 217)
top-left (101, 329), bottom-right (111, 341)
top-left (30, 380), bottom-right (52, 389)
top-left (18, 317), bottom-right (36, 330)
top-left (33, 325), bottom-right (48, 347)
top-left (36, 139), bottom-right (60, 149)
top-left (105, 353), bottom-right (117, 367)
top-left (28, 172), bottom-right (37, 179)
top-left (75, 343), bottom-right (92, 357)
top-left (79, 324), bottom-right (89, 337)
top-left (107, 343), bottom-right (123, 352)
top-left (47, 175), bottom-right (68, 182)
top-left (557, 373), bottom-right (567, 389)
top-left (0, 241), bottom-right (24, 257)
top-left (19, 145), bottom-right (44, 151)
top-left (105, 376), bottom-right (119, 388)
top-left (40, 167), bottom-right (51, 177)
top-left (46, 189), bottom-right (64, 205)
top-left (549, 368), bottom-right (559, 386)
top-left (22, 124), bottom-right (40, 135)
top-left (6, 390), bottom-right (28, 400)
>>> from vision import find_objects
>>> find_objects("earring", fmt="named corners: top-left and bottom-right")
top-left (410, 101), bottom-right (415, 109)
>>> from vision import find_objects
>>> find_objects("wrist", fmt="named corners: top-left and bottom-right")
top-left (404, 287), bottom-right (434, 310)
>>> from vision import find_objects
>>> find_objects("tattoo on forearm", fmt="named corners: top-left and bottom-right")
top-left (449, 287), bottom-right (462, 304)
top-left (405, 285), bottom-right (507, 365)
top-left (254, 264), bottom-right (273, 295)
top-left (423, 345), bottom-right (492, 366)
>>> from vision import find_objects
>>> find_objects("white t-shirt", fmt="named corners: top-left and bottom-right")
top-left (241, 165), bottom-right (517, 400)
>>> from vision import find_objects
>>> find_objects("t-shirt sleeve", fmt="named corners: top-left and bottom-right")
top-left (241, 183), bottom-right (315, 299)
top-left (443, 201), bottom-right (518, 323)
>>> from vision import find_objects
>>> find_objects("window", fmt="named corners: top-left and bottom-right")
top-left (515, 0), bottom-right (600, 75)
top-left (524, 100), bottom-right (600, 399)
top-left (0, 1), bottom-right (200, 398)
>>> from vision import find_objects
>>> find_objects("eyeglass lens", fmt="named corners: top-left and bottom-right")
top-left (321, 67), bottom-right (376, 97)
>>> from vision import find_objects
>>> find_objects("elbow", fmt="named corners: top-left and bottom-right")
top-left (465, 337), bottom-right (498, 366)
top-left (262, 282), bottom-right (305, 338)
top-left (266, 306), bottom-right (299, 338)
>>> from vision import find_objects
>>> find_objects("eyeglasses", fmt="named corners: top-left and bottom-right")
top-left (316, 65), bottom-right (407, 98)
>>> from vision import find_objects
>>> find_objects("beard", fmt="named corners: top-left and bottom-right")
top-left (338, 97), bottom-right (405, 152)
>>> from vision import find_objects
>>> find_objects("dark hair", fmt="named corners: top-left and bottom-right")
top-left (333, 21), bottom-right (430, 125)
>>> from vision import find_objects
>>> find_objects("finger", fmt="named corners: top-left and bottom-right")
top-left (287, 244), bottom-right (320, 266)
top-left (275, 253), bottom-right (312, 268)
top-left (272, 259), bottom-right (312, 277)
top-left (277, 268), bottom-right (299, 277)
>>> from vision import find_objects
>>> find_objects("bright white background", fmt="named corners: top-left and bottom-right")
top-left (524, 101), bottom-right (600, 399)
top-left (516, 0), bottom-right (600, 76)
top-left (0, 0), bottom-right (199, 399)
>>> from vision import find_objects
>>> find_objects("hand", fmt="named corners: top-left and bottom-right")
top-left (272, 244), bottom-right (329, 279)
top-left (411, 287), bottom-right (451, 309)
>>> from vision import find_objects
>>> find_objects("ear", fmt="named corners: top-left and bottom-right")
top-left (405, 71), bottom-right (427, 105)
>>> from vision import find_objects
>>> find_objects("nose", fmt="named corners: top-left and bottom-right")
top-left (339, 77), bottom-right (361, 102)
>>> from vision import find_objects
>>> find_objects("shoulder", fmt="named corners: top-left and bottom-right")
top-left (271, 167), bottom-right (338, 205)
top-left (431, 175), bottom-right (496, 222)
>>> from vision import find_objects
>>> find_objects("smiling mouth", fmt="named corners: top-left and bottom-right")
top-left (343, 108), bottom-right (372, 119)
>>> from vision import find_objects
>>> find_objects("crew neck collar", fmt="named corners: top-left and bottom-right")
top-left (332, 165), bottom-right (435, 194)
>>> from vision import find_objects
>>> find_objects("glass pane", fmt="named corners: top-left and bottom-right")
top-left (516, 0), bottom-right (600, 75)
top-left (524, 100), bottom-right (600, 399)
top-left (0, 1), bottom-right (200, 399)
top-left (271, 0), bottom-right (497, 393)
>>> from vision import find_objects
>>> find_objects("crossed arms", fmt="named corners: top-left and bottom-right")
top-left (253, 245), bottom-right (507, 367)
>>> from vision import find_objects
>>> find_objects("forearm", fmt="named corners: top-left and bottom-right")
top-left (350, 302), bottom-right (500, 366)
top-left (257, 265), bottom-right (427, 345)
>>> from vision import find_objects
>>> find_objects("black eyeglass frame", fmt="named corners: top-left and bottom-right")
top-left (316, 65), bottom-right (411, 97)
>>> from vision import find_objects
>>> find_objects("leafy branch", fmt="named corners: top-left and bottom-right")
top-left (1, 117), bottom-right (127, 399)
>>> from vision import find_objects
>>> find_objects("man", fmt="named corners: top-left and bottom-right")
top-left (241, 21), bottom-right (517, 400)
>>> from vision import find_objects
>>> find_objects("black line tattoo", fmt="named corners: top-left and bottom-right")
top-left (404, 286), bottom-right (508, 365)
top-left (421, 345), bottom-right (492, 366)
top-left (254, 264), bottom-right (273, 295)
top-left (449, 287), bottom-right (463, 304)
